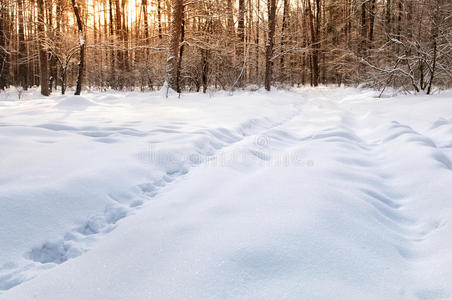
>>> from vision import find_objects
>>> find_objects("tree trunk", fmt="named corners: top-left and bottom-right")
top-left (264, 0), bottom-right (276, 91)
top-left (72, 0), bottom-right (85, 95)
top-left (157, 0), bottom-right (162, 39)
top-left (115, 0), bottom-right (123, 89)
top-left (121, 0), bottom-right (129, 88)
top-left (385, 0), bottom-right (391, 38)
top-left (319, 0), bottom-right (325, 84)
top-left (360, 1), bottom-right (367, 55)
top-left (142, 0), bottom-right (149, 44)
top-left (237, 0), bottom-right (245, 59)
top-left (427, 0), bottom-right (440, 95)
top-left (37, 0), bottom-right (50, 96)
top-left (396, 0), bottom-right (402, 54)
top-left (0, 4), bottom-right (9, 90)
top-left (61, 67), bottom-right (67, 95)
top-left (307, 0), bottom-right (319, 86)
top-left (201, 48), bottom-right (208, 93)
top-left (343, 0), bottom-right (351, 45)
top-left (368, 0), bottom-right (376, 47)
top-left (109, 0), bottom-right (115, 88)
top-left (48, 0), bottom-right (57, 91)
top-left (234, 0), bottom-right (245, 86)
top-left (226, 0), bottom-right (236, 79)
top-left (226, 0), bottom-right (235, 38)
top-left (280, 0), bottom-right (289, 81)
top-left (166, 0), bottom-right (183, 92)
top-left (255, 0), bottom-right (260, 82)
top-left (55, 0), bottom-right (63, 89)
top-left (17, 0), bottom-right (28, 90)
top-left (176, 5), bottom-right (185, 93)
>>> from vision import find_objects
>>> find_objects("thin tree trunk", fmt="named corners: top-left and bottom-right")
top-left (385, 0), bottom-right (391, 38)
top-left (201, 48), bottom-right (208, 93)
top-left (93, 0), bottom-right (98, 87)
top-left (343, 0), bottom-right (350, 45)
top-left (48, 0), bottom-right (58, 91)
top-left (237, 0), bottom-right (245, 59)
top-left (0, 4), bottom-right (9, 89)
top-left (166, 0), bottom-right (183, 92)
top-left (121, 0), bottom-right (129, 88)
top-left (115, 0), bottom-right (123, 89)
top-left (109, 0), bottom-right (115, 88)
top-left (307, 0), bottom-right (319, 86)
top-left (255, 0), bottom-right (260, 82)
top-left (55, 0), bottom-right (63, 89)
top-left (360, 1), bottom-right (367, 55)
top-left (142, 0), bottom-right (149, 44)
top-left (226, 0), bottom-right (235, 38)
top-left (427, 0), bottom-right (440, 95)
top-left (72, 0), bottom-right (85, 95)
top-left (176, 5), bottom-right (185, 93)
top-left (314, 0), bottom-right (321, 85)
top-left (368, 0), bottom-right (376, 48)
top-left (226, 0), bottom-right (236, 78)
top-left (61, 68), bottom-right (67, 94)
top-left (157, 0), bottom-right (162, 39)
top-left (280, 0), bottom-right (289, 81)
top-left (17, 0), bottom-right (28, 90)
top-left (396, 0), bottom-right (402, 54)
top-left (37, 0), bottom-right (50, 96)
top-left (320, 0), bottom-right (325, 84)
top-left (264, 0), bottom-right (276, 91)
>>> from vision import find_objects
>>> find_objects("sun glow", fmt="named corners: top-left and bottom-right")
top-left (85, 0), bottom-right (160, 29)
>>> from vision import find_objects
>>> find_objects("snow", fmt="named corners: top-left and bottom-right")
top-left (0, 87), bottom-right (452, 299)
top-left (79, 31), bottom-right (84, 46)
top-left (54, 95), bottom-right (94, 109)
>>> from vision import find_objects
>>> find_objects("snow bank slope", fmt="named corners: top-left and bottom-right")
top-left (1, 88), bottom-right (452, 299)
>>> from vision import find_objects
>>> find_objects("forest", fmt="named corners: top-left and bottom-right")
top-left (0, 0), bottom-right (451, 95)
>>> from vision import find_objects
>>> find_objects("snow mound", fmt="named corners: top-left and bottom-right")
top-left (159, 82), bottom-right (179, 98)
top-left (55, 96), bottom-right (95, 110)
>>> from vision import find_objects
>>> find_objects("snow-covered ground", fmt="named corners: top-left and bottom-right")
top-left (1, 87), bottom-right (452, 299)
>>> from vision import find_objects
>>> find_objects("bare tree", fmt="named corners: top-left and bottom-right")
top-left (17, 0), bottom-right (28, 90)
top-left (166, 0), bottom-right (183, 93)
top-left (72, 0), bottom-right (85, 95)
top-left (37, 0), bottom-right (50, 96)
top-left (264, 0), bottom-right (276, 91)
top-left (0, 2), bottom-right (9, 89)
top-left (307, 0), bottom-right (320, 86)
top-left (280, 0), bottom-right (289, 80)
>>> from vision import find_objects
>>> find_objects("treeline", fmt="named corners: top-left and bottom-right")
top-left (0, 0), bottom-right (451, 95)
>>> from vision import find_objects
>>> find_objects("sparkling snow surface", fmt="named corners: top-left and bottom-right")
top-left (1, 87), bottom-right (452, 299)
